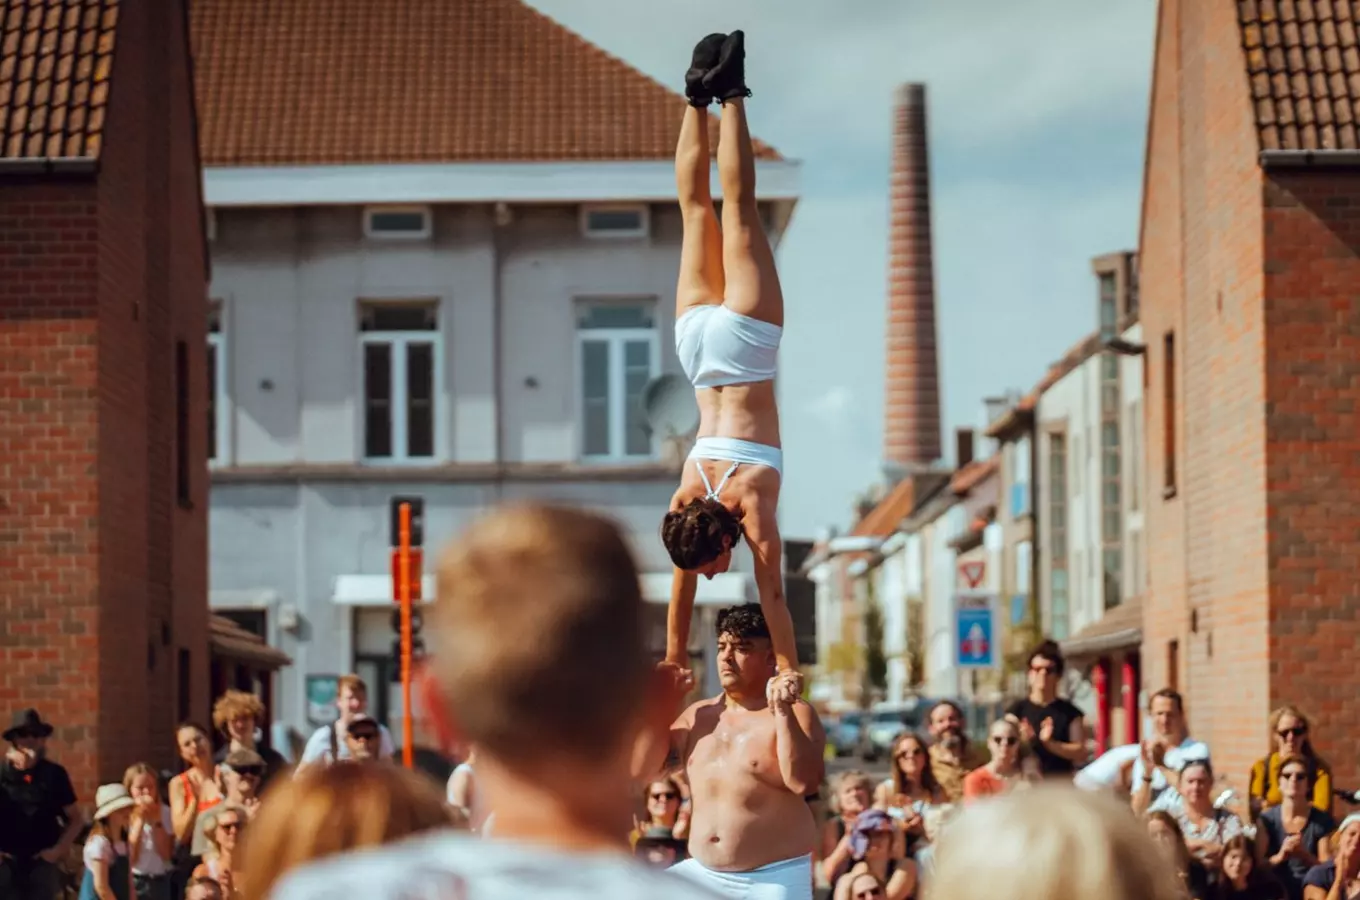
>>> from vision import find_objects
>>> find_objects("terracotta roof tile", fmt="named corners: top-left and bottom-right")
top-left (189, 0), bottom-right (781, 166)
top-left (950, 457), bottom-right (998, 495)
top-left (1, 0), bottom-right (116, 161)
top-left (851, 476), bottom-right (916, 538)
top-left (1240, 0), bottom-right (1360, 150)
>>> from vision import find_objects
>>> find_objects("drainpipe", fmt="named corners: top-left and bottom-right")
top-left (491, 203), bottom-right (510, 500)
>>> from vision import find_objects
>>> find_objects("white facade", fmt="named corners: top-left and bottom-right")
top-left (871, 531), bottom-right (922, 704)
top-left (206, 162), bottom-right (800, 739)
top-left (923, 504), bottom-right (962, 698)
top-left (1120, 323), bottom-right (1147, 602)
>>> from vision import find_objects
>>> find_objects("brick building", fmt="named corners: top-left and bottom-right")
top-left (0, 0), bottom-right (210, 800)
top-left (1140, 0), bottom-right (1360, 791)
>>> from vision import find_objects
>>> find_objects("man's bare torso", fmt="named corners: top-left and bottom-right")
top-left (677, 697), bottom-right (816, 871)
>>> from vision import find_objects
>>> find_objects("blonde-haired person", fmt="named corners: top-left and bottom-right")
top-left (238, 762), bottom-right (455, 900)
top-left (821, 770), bottom-right (875, 885)
top-left (295, 675), bottom-right (395, 773)
top-left (80, 784), bottom-right (137, 900)
top-left (122, 763), bottom-right (173, 900)
top-left (211, 691), bottom-right (286, 783)
top-left (926, 785), bottom-right (1186, 900)
top-left (192, 805), bottom-right (246, 898)
top-left (1301, 812), bottom-right (1360, 900)
top-left (1250, 705), bottom-right (1333, 817)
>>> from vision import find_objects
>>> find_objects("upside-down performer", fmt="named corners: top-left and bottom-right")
top-left (660, 30), bottom-right (801, 695)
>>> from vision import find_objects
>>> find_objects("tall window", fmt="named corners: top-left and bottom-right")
top-left (1162, 331), bottom-right (1177, 495)
top-left (1100, 351), bottom-right (1123, 609)
top-left (175, 340), bottom-right (191, 507)
top-left (360, 302), bottom-right (440, 462)
top-left (1127, 398), bottom-right (1142, 512)
top-left (1099, 272), bottom-right (1118, 340)
top-left (207, 306), bottom-right (225, 464)
top-left (576, 300), bottom-right (658, 461)
top-left (1048, 431), bottom-right (1069, 639)
top-left (1010, 436), bottom-right (1032, 518)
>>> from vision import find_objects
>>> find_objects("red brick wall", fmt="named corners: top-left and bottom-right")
top-left (1261, 169), bottom-right (1360, 791)
top-left (0, 183), bottom-right (103, 792)
top-left (0, 0), bottom-right (208, 803)
top-left (1139, 0), bottom-right (1273, 793)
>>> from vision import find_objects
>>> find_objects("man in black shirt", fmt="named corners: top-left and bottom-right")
top-left (1005, 640), bottom-right (1088, 777)
top-left (0, 708), bottom-right (84, 900)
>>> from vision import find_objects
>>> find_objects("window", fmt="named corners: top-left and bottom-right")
top-left (1010, 436), bottom-right (1032, 517)
top-left (1167, 639), bottom-right (1180, 692)
top-left (1015, 540), bottom-right (1032, 595)
top-left (1072, 435), bottom-right (1082, 495)
top-left (175, 340), bottom-right (191, 507)
top-left (208, 306), bottom-right (226, 464)
top-left (1049, 432), bottom-right (1068, 565)
top-left (178, 648), bottom-right (192, 723)
top-left (363, 206), bottom-right (432, 240)
top-left (1050, 568), bottom-right (1069, 640)
top-left (205, 208), bottom-right (217, 243)
top-left (1099, 272), bottom-right (1118, 339)
top-left (1103, 547), bottom-right (1122, 609)
top-left (1128, 400), bottom-right (1141, 510)
top-left (1129, 529), bottom-right (1143, 596)
top-left (576, 300), bottom-right (659, 460)
top-left (360, 302), bottom-right (441, 462)
top-left (581, 204), bottom-right (650, 239)
top-left (1163, 331), bottom-right (1177, 496)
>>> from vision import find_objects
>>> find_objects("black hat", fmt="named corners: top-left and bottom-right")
top-left (4, 708), bottom-right (55, 742)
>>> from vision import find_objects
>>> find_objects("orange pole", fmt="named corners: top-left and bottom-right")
top-left (398, 502), bottom-right (414, 769)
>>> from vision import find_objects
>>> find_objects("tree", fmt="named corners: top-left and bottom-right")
top-left (863, 578), bottom-right (887, 699)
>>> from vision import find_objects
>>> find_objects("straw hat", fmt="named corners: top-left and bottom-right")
top-left (93, 784), bottom-right (136, 821)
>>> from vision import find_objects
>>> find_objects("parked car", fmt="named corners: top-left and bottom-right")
top-left (827, 711), bottom-right (867, 758)
top-left (862, 698), bottom-right (935, 761)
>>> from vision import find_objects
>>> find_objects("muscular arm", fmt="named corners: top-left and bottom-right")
top-left (666, 567), bottom-right (698, 667)
top-left (774, 700), bottom-right (825, 796)
top-left (745, 504), bottom-right (799, 672)
top-left (633, 704), bottom-right (694, 783)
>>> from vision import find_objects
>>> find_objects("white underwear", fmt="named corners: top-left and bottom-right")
top-left (690, 436), bottom-right (783, 479)
top-left (668, 854), bottom-right (812, 900)
top-left (675, 305), bottom-right (781, 389)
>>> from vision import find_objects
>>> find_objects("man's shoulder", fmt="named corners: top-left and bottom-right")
top-left (36, 759), bottom-right (73, 787)
top-left (270, 833), bottom-right (722, 900)
top-left (1054, 698), bottom-right (1084, 717)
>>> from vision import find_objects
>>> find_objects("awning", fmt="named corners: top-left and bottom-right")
top-left (331, 572), bottom-right (752, 609)
top-left (210, 588), bottom-right (279, 609)
top-left (1060, 597), bottom-right (1144, 658)
top-left (639, 572), bottom-right (753, 607)
top-left (209, 615), bottom-right (291, 669)
top-left (332, 574), bottom-right (436, 607)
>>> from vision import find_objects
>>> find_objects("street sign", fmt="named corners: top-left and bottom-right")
top-left (954, 590), bottom-right (999, 670)
top-left (959, 560), bottom-right (985, 589)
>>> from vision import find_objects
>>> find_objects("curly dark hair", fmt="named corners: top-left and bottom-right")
top-left (1027, 638), bottom-right (1066, 676)
top-left (661, 498), bottom-right (742, 569)
top-left (715, 604), bottom-right (770, 641)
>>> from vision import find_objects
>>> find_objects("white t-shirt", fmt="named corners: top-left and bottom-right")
top-left (83, 834), bottom-right (128, 872)
top-left (130, 805), bottom-right (175, 875)
top-left (1074, 744), bottom-right (1142, 791)
top-left (268, 832), bottom-right (721, 900)
top-left (1129, 736), bottom-right (1210, 810)
top-left (298, 721), bottom-right (395, 767)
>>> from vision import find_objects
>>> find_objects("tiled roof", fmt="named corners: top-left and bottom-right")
top-left (1, 0), bottom-right (117, 161)
top-left (985, 331), bottom-right (1101, 438)
top-left (1060, 596), bottom-right (1143, 657)
top-left (950, 457), bottom-right (998, 495)
top-left (1239, 0), bottom-right (1360, 151)
top-left (189, 0), bottom-right (782, 166)
top-left (852, 476), bottom-right (916, 538)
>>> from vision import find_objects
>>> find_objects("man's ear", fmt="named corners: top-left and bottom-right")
top-left (416, 667), bottom-right (463, 753)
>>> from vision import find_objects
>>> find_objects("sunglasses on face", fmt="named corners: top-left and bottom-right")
top-left (1278, 726), bottom-right (1307, 739)
top-left (1280, 770), bottom-right (1307, 782)
top-left (991, 735), bottom-right (1018, 746)
top-left (349, 730), bottom-right (379, 742)
top-left (234, 766), bottom-right (264, 779)
top-left (218, 821), bottom-right (241, 833)
top-left (650, 791), bottom-right (678, 801)
top-left (895, 748), bottom-right (925, 760)
top-left (1030, 665), bottom-right (1056, 675)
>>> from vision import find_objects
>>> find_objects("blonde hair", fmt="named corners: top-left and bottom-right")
top-left (212, 690), bottom-right (266, 735)
top-left (202, 803), bottom-right (246, 848)
top-left (238, 763), bottom-right (454, 900)
top-left (122, 762), bottom-right (161, 801)
top-left (828, 770), bottom-right (874, 814)
top-left (430, 504), bottom-right (648, 765)
top-left (926, 786), bottom-right (1182, 900)
top-left (336, 674), bottom-right (367, 699)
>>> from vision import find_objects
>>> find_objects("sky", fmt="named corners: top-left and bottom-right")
top-left (526, 0), bottom-right (1158, 539)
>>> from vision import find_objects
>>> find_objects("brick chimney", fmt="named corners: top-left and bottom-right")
top-left (883, 83), bottom-right (943, 480)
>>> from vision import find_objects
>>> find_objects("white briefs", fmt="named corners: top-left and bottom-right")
top-left (669, 854), bottom-right (813, 900)
top-left (675, 304), bottom-right (781, 390)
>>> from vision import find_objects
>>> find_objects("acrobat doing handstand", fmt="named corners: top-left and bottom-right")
top-left (661, 30), bottom-right (801, 698)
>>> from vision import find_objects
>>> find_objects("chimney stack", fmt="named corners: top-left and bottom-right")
top-left (955, 427), bottom-right (975, 469)
top-left (883, 83), bottom-right (943, 481)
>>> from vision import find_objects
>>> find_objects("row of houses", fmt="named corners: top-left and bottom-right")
top-left (807, 251), bottom-right (1145, 750)
top-left (806, 1), bottom-right (1360, 795)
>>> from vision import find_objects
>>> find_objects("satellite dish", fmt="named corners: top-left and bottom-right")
top-left (641, 374), bottom-right (700, 439)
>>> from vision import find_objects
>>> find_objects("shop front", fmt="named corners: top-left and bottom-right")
top-left (1060, 598), bottom-right (1143, 754)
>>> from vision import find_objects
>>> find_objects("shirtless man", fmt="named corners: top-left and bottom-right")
top-left (660, 30), bottom-right (800, 683)
top-left (642, 605), bottom-right (825, 899)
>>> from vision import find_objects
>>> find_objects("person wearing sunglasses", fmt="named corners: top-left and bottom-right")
top-left (1258, 754), bottom-right (1337, 900)
top-left (191, 806), bottom-right (245, 899)
top-left (962, 719), bottom-right (1028, 802)
top-left (1004, 640), bottom-right (1087, 778)
top-left (218, 751), bottom-right (263, 822)
top-left (1250, 705), bottom-right (1333, 817)
top-left (339, 714), bottom-right (385, 764)
top-left (631, 776), bottom-right (690, 847)
top-left (836, 871), bottom-right (888, 900)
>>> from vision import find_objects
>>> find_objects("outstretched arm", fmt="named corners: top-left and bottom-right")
top-left (771, 674), bottom-right (825, 797)
top-left (666, 567), bottom-right (699, 668)
top-left (745, 504), bottom-right (799, 672)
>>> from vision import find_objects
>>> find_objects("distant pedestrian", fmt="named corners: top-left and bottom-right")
top-left (1005, 640), bottom-right (1088, 777)
top-left (123, 763), bottom-right (173, 900)
top-left (0, 708), bottom-right (83, 900)
top-left (79, 783), bottom-right (136, 900)
top-left (211, 692), bottom-right (286, 786)
top-left (295, 676), bottom-right (394, 774)
top-left (962, 719), bottom-right (1028, 801)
